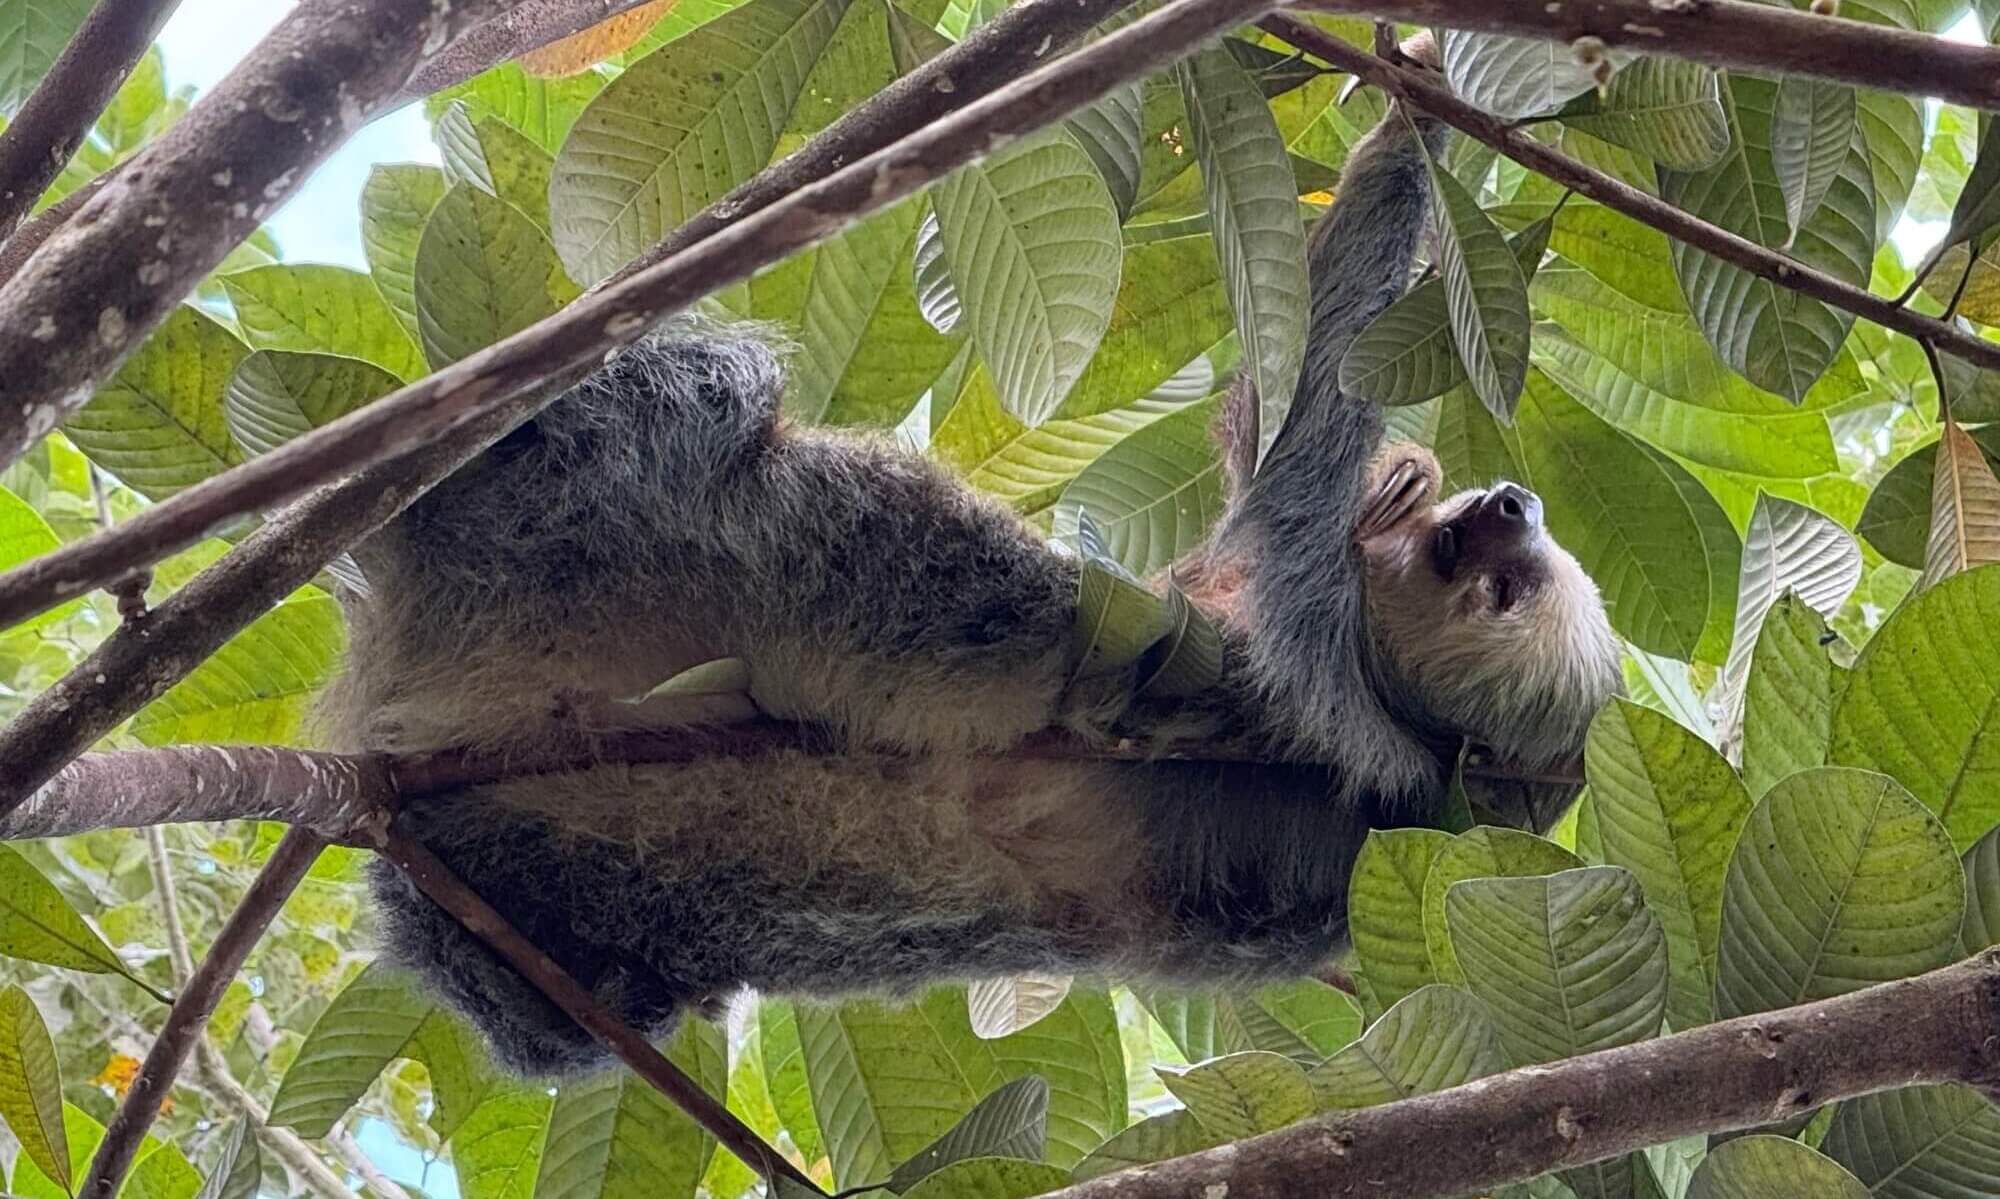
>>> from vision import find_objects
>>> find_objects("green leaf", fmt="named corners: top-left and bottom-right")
top-left (1857, 90), bottom-right (1925, 244)
top-left (1069, 513), bottom-right (1174, 678)
top-left (1068, 83), bottom-right (1144, 221)
top-left (534, 1018), bottom-right (725, 1199)
top-left (785, 195), bottom-right (960, 425)
top-left (1440, 29), bottom-right (1625, 121)
top-left (1688, 1134), bottom-right (1869, 1199)
top-left (0, 845), bottom-right (151, 987)
top-left (1132, 980), bottom-right (1360, 1067)
top-left (1052, 398), bottom-right (1222, 578)
top-left (429, 60), bottom-right (604, 155)
top-left (1446, 866), bottom-right (1670, 1066)
top-left (1341, 216), bottom-right (1552, 409)
top-left (454, 1086), bottom-right (554, 1199)
top-left (1177, 40), bottom-right (1308, 470)
top-left (1070, 1110), bottom-right (1215, 1182)
top-left (1769, 78), bottom-right (1856, 244)
top-left (0, 0), bottom-right (91, 112)
top-left (0, 985), bottom-right (67, 1193)
top-left (441, 108), bottom-right (560, 232)
top-left (1741, 594), bottom-right (1843, 797)
top-left (1828, 565), bottom-right (2000, 848)
top-left (415, 183), bottom-right (572, 368)
top-left (1157, 1051), bottom-right (1314, 1141)
top-left (1659, 74), bottom-right (1874, 401)
top-left (1965, 823), bottom-right (2000, 955)
top-left (407, 1007), bottom-right (498, 1140)
top-left (930, 126), bottom-right (1121, 426)
top-left (1947, 116), bottom-right (2000, 249)
top-left (1056, 234), bottom-right (1233, 420)
top-left (901, 1159), bottom-right (1070, 1199)
top-left (126, 1143), bottom-right (201, 1199)
top-left (221, 264), bottom-right (426, 382)
top-left (1713, 768), bottom-right (1963, 1020)
top-left (1346, 828), bottom-right (1451, 1016)
top-left (130, 593), bottom-right (344, 745)
top-left (886, 1076), bottom-right (1049, 1194)
top-left (360, 165), bottom-right (449, 342)
top-left (1306, 985), bottom-right (1504, 1110)
top-left (268, 961), bottom-right (437, 1137)
top-left (550, 0), bottom-right (850, 284)
top-left (1559, 57), bottom-right (1730, 171)
top-left (1423, 827), bottom-right (1584, 986)
top-left (758, 1000), bottom-right (822, 1166)
top-left (65, 305), bottom-right (247, 499)
top-left (1134, 583), bottom-right (1225, 700)
top-left (1822, 1084), bottom-right (2000, 1199)
top-left (1421, 136), bottom-right (1531, 421)
top-left (223, 350), bottom-right (401, 457)
top-left (1859, 428), bottom-right (2000, 569)
top-left (194, 1121), bottom-right (262, 1199)
top-left (1586, 700), bottom-right (1752, 1031)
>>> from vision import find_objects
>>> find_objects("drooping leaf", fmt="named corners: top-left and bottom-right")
top-left (1052, 398), bottom-right (1222, 578)
top-left (912, 207), bottom-right (961, 336)
top-left (967, 978), bottom-right (1073, 1040)
top-left (268, 961), bottom-right (440, 1137)
top-left (1420, 136), bottom-right (1531, 421)
top-left (0, 986), bottom-right (68, 1193)
top-left (929, 126), bottom-right (1122, 426)
top-left (193, 1121), bottom-right (262, 1199)
top-left (1441, 29), bottom-right (1628, 122)
top-left (1306, 985), bottom-right (1504, 1110)
top-left (0, 847), bottom-right (154, 990)
top-left (885, 1076), bottom-right (1050, 1194)
top-left (1918, 416), bottom-right (2000, 591)
top-left (1423, 827), bottom-right (1584, 986)
top-left (223, 350), bottom-right (402, 457)
top-left (1858, 426), bottom-right (2000, 569)
top-left (1069, 513), bottom-right (1174, 678)
top-left (1966, 823), bottom-right (2000, 955)
top-left (1157, 1051), bottom-right (1314, 1141)
top-left (1688, 1134), bottom-right (1870, 1199)
top-left (1177, 40), bottom-right (1308, 470)
top-left (1133, 582), bottom-right (1225, 700)
top-left (1944, 86), bottom-right (2000, 250)
top-left (1559, 57), bottom-right (1730, 171)
top-left (64, 305), bottom-right (247, 499)
top-left (1712, 768), bottom-right (1963, 1020)
top-left (1821, 1084), bottom-right (2000, 1199)
top-left (1769, 78), bottom-right (1857, 244)
top-left (414, 183), bottom-right (573, 368)
top-left (1586, 700), bottom-right (1752, 1032)
top-left (549, 0), bottom-right (850, 284)
top-left (1067, 83), bottom-right (1144, 220)
top-left (1740, 594), bottom-right (1844, 797)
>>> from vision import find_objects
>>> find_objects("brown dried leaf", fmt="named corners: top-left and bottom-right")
top-left (519, 0), bottom-right (677, 77)
top-left (1920, 416), bottom-right (2000, 590)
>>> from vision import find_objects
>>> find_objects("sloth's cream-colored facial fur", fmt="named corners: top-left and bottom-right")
top-left (1356, 444), bottom-right (1622, 770)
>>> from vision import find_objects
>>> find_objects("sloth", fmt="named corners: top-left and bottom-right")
top-left (326, 65), bottom-right (1623, 1076)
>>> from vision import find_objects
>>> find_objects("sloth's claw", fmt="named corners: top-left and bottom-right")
top-left (1356, 457), bottom-right (1428, 539)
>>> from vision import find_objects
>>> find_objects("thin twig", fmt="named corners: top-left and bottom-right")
top-left (370, 826), bottom-right (826, 1194)
top-left (1302, 0), bottom-right (2000, 111)
top-left (80, 827), bottom-right (326, 1199)
top-left (0, 0), bottom-right (183, 240)
top-left (1257, 16), bottom-right (2000, 373)
top-left (1046, 951), bottom-right (2000, 1198)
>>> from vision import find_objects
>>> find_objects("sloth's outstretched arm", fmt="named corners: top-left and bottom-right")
top-left (1202, 106), bottom-right (1450, 794)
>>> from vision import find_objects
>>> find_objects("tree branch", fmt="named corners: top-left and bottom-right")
top-left (79, 827), bottom-right (326, 1199)
top-left (1258, 15), bottom-right (2000, 375)
top-left (368, 825), bottom-right (827, 1193)
top-left (1305, 0), bottom-right (2000, 111)
top-left (0, 0), bottom-right (183, 241)
top-left (0, 0), bottom-right (511, 472)
top-left (1048, 951), bottom-right (2000, 1198)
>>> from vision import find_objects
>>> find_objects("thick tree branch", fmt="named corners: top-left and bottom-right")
top-left (1048, 951), bottom-right (2000, 1199)
top-left (0, 0), bottom-right (1245, 810)
top-left (0, 0), bottom-right (510, 472)
top-left (1306, 0), bottom-right (2000, 111)
top-left (1259, 15), bottom-right (2000, 374)
top-left (79, 827), bottom-right (326, 1199)
top-left (368, 826), bottom-right (826, 1193)
top-left (0, 0), bottom-right (183, 241)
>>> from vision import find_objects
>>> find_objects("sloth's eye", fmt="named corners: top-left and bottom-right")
top-left (1433, 526), bottom-right (1457, 572)
top-left (1490, 574), bottom-right (1516, 613)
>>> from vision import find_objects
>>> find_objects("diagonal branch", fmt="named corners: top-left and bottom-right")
top-left (1046, 950), bottom-right (2000, 1198)
top-left (1258, 15), bottom-right (2000, 374)
top-left (0, 0), bottom-right (512, 471)
top-left (0, 0), bottom-right (183, 241)
top-left (1305, 0), bottom-right (2000, 112)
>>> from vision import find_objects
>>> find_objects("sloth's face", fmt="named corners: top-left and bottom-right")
top-left (1356, 444), bottom-right (1622, 770)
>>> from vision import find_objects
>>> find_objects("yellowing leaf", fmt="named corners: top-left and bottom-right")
top-left (1920, 417), bottom-right (2000, 591)
top-left (519, 0), bottom-right (677, 76)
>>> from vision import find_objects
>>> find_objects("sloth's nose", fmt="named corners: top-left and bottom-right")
top-left (1484, 483), bottom-right (1542, 530)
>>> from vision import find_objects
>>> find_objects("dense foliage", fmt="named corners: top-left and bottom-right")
top-left (3, 0), bottom-right (2000, 1196)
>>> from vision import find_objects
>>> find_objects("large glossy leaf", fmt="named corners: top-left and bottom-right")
top-left (415, 184), bottom-right (573, 369)
top-left (1056, 234), bottom-right (1232, 420)
top-left (1158, 1051), bottom-right (1314, 1141)
top-left (1689, 1135), bottom-right (1869, 1199)
top-left (1712, 494), bottom-right (1860, 751)
top-left (221, 264), bottom-right (426, 381)
top-left (454, 1087), bottom-right (554, 1199)
top-left (0, 986), bottom-right (67, 1193)
top-left (1919, 417), bottom-right (2000, 591)
top-left (930, 126), bottom-right (1121, 426)
top-left (64, 306), bottom-right (246, 499)
top-left (1828, 565), bottom-right (2000, 848)
top-left (440, 110), bottom-right (559, 232)
top-left (130, 594), bottom-right (343, 746)
top-left (1052, 398), bottom-right (1222, 578)
top-left (1306, 986), bottom-right (1504, 1110)
top-left (1586, 700), bottom-right (1752, 1032)
top-left (360, 165), bottom-right (449, 341)
top-left (1559, 57), bottom-right (1730, 172)
top-left (223, 351), bottom-right (401, 458)
top-left (1713, 768), bottom-right (1962, 1020)
top-left (1134, 979), bottom-right (1361, 1067)
top-left (1176, 41), bottom-right (1308, 470)
top-left (430, 61), bottom-right (604, 155)
top-left (1822, 1084), bottom-right (2000, 1199)
top-left (0, 0), bottom-right (91, 113)
top-left (0, 845), bottom-right (153, 990)
top-left (1659, 74), bottom-right (1875, 401)
top-left (1070, 1111), bottom-right (1215, 1182)
top-left (1345, 828), bottom-right (1452, 1016)
top-left (1965, 823), bottom-right (2000, 955)
top-left (886, 1076), bottom-right (1049, 1194)
top-left (1068, 83), bottom-right (1144, 221)
top-left (549, 0), bottom-right (849, 284)
top-left (1422, 141), bottom-right (1531, 421)
top-left (1947, 116), bottom-right (2000, 250)
top-left (534, 1019), bottom-right (726, 1199)
top-left (268, 961), bottom-right (441, 1137)
top-left (1740, 594), bottom-right (1843, 797)
top-left (1769, 77), bottom-right (1856, 244)
top-left (1441, 29), bottom-right (1626, 121)
top-left (1446, 866), bottom-right (1669, 1067)
top-left (758, 1000), bottom-right (823, 1167)
top-left (1422, 827), bottom-right (1583, 986)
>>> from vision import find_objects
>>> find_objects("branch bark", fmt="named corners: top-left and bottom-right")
top-left (0, 0), bottom-right (183, 241)
top-left (1257, 14), bottom-right (2000, 375)
top-left (1305, 0), bottom-right (2000, 111)
top-left (1048, 951), bottom-right (2000, 1199)
top-left (369, 826), bottom-right (826, 1193)
top-left (0, 0), bottom-right (510, 471)
top-left (79, 827), bottom-right (326, 1199)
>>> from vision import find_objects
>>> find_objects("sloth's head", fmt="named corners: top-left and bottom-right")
top-left (1357, 444), bottom-right (1621, 772)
